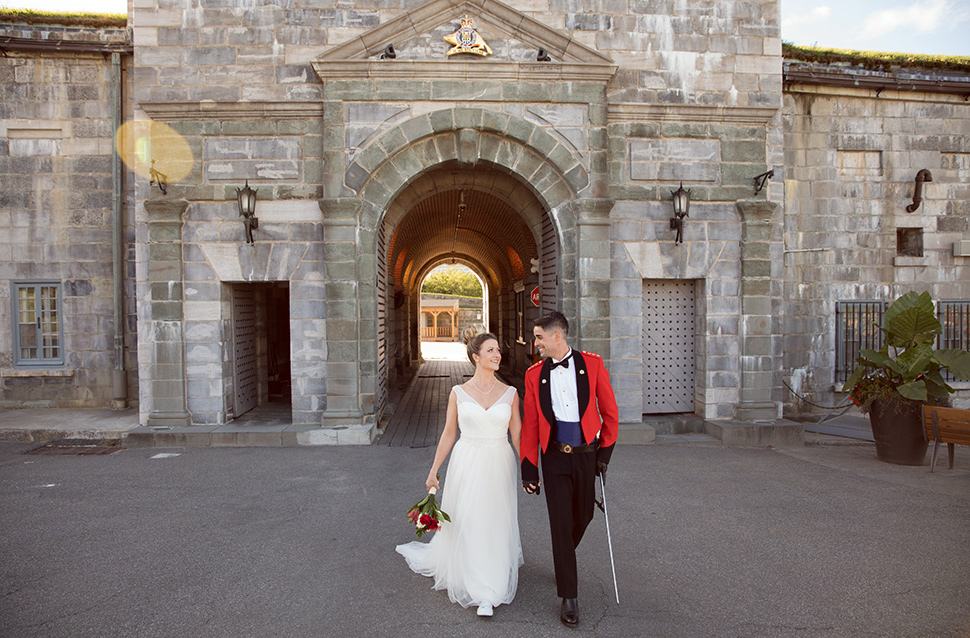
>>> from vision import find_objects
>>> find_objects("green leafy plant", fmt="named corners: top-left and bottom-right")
top-left (0, 9), bottom-right (126, 27)
top-left (421, 265), bottom-right (483, 298)
top-left (843, 291), bottom-right (970, 413)
top-left (782, 43), bottom-right (970, 73)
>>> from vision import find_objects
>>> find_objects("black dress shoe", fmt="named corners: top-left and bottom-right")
top-left (560, 597), bottom-right (579, 627)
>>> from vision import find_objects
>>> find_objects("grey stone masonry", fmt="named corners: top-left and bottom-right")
top-left (575, 198), bottom-right (614, 359)
top-left (10, 3), bottom-right (970, 433)
top-left (132, 0), bottom-right (780, 109)
top-left (144, 199), bottom-right (190, 427)
top-left (782, 80), bottom-right (970, 414)
top-left (0, 22), bottom-right (138, 409)
top-left (318, 198), bottom-right (366, 428)
top-left (736, 200), bottom-right (781, 421)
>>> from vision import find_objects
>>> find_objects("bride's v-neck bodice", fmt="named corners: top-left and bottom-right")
top-left (454, 385), bottom-right (515, 442)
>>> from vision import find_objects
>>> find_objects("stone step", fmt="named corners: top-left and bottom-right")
top-left (641, 414), bottom-right (706, 435)
top-left (125, 423), bottom-right (376, 448)
top-left (704, 419), bottom-right (804, 448)
top-left (619, 418), bottom-right (805, 447)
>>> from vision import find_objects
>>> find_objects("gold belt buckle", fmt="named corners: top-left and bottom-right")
top-left (562, 443), bottom-right (573, 453)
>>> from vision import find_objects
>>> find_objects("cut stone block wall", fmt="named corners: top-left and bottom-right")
top-left (131, 0), bottom-right (780, 109)
top-left (607, 109), bottom-right (777, 422)
top-left (0, 25), bottom-right (138, 408)
top-left (783, 84), bottom-right (970, 414)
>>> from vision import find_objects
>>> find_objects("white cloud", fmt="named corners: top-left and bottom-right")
top-left (860, 0), bottom-right (948, 39)
top-left (782, 5), bottom-right (833, 29)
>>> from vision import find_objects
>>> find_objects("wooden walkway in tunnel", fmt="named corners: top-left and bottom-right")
top-left (378, 358), bottom-right (476, 448)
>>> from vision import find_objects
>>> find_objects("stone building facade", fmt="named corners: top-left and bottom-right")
top-left (1, 1), bottom-right (968, 439)
top-left (0, 17), bottom-right (136, 409)
top-left (782, 60), bottom-right (970, 415)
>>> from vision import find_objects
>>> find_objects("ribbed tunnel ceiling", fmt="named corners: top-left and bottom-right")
top-left (387, 170), bottom-right (542, 293)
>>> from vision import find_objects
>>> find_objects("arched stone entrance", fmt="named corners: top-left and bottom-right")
top-left (318, 108), bottom-right (612, 438)
top-left (381, 166), bottom-right (552, 402)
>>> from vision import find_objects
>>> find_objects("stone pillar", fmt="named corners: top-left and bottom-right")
top-left (313, 198), bottom-right (377, 444)
top-left (574, 197), bottom-right (614, 359)
top-left (144, 198), bottom-right (191, 427)
top-left (736, 200), bottom-right (782, 421)
top-left (319, 197), bottom-right (364, 428)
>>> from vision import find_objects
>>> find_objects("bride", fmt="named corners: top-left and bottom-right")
top-left (396, 330), bottom-right (524, 617)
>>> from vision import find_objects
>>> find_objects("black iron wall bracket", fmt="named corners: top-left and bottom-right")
top-left (752, 169), bottom-right (774, 195)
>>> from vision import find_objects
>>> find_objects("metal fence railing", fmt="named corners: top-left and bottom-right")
top-left (938, 300), bottom-right (970, 381)
top-left (835, 299), bottom-right (970, 385)
top-left (835, 300), bottom-right (886, 386)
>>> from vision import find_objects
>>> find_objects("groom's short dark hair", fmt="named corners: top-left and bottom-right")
top-left (535, 311), bottom-right (569, 336)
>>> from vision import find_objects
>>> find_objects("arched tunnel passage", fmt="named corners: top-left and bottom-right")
top-left (377, 164), bottom-right (560, 414)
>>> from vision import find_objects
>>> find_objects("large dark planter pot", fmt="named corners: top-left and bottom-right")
top-left (869, 397), bottom-right (928, 465)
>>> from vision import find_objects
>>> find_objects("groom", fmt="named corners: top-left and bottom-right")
top-left (521, 311), bottom-right (618, 627)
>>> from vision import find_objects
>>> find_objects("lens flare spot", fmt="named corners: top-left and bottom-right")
top-left (115, 120), bottom-right (194, 184)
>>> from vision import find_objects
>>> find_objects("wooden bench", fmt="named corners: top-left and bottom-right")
top-left (923, 405), bottom-right (970, 472)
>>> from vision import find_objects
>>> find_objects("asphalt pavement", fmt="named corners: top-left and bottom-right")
top-left (1, 440), bottom-right (968, 638)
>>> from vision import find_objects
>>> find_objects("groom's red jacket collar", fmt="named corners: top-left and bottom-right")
top-left (520, 350), bottom-right (619, 483)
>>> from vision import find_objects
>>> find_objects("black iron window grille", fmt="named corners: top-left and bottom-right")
top-left (938, 300), bottom-right (970, 382)
top-left (835, 300), bottom-right (886, 385)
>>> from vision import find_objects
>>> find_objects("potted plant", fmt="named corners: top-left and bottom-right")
top-left (843, 291), bottom-right (970, 465)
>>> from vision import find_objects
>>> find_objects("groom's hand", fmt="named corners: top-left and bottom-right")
top-left (522, 480), bottom-right (541, 495)
top-left (596, 461), bottom-right (608, 483)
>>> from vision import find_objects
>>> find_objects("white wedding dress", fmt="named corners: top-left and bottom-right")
top-left (396, 385), bottom-right (524, 609)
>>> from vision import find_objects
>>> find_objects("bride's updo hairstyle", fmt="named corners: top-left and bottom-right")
top-left (462, 325), bottom-right (497, 365)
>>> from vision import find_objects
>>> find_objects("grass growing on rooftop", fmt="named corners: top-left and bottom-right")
top-left (0, 8), bottom-right (126, 28)
top-left (783, 42), bottom-right (970, 73)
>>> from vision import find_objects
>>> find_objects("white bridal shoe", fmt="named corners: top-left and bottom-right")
top-left (477, 604), bottom-right (493, 617)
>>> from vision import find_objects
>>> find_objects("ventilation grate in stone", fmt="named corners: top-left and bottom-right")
top-left (26, 439), bottom-right (124, 456)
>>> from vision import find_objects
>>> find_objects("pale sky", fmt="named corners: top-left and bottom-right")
top-left (781, 0), bottom-right (970, 56)
top-left (3, 0), bottom-right (969, 57)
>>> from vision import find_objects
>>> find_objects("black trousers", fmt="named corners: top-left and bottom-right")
top-left (541, 446), bottom-right (596, 599)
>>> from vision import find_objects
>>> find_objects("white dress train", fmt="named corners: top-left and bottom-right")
top-left (396, 385), bottom-right (524, 609)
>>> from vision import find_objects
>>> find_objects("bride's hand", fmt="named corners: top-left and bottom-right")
top-left (426, 469), bottom-right (440, 492)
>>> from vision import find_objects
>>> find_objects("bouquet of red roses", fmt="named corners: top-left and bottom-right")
top-left (406, 487), bottom-right (451, 539)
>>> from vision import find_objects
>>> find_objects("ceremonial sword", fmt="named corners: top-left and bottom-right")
top-left (595, 475), bottom-right (620, 604)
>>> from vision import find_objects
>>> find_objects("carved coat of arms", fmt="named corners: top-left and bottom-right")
top-left (444, 16), bottom-right (492, 57)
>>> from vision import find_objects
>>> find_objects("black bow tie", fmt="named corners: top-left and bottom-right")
top-left (550, 355), bottom-right (571, 370)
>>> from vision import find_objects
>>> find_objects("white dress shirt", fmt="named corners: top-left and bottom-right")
top-left (549, 348), bottom-right (581, 422)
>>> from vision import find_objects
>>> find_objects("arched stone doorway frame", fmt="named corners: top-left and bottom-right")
top-left (413, 255), bottom-right (493, 297)
top-left (319, 107), bottom-right (611, 433)
top-left (356, 107), bottom-right (584, 239)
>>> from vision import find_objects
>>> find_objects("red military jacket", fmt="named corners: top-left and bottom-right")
top-left (520, 349), bottom-right (619, 482)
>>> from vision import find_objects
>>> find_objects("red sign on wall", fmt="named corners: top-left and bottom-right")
top-left (531, 286), bottom-right (541, 307)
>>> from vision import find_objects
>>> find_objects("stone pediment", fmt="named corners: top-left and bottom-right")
top-left (311, 0), bottom-right (616, 83)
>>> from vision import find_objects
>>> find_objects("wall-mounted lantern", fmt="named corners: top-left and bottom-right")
top-left (905, 169), bottom-right (932, 212)
top-left (669, 182), bottom-right (691, 244)
top-left (236, 180), bottom-right (258, 244)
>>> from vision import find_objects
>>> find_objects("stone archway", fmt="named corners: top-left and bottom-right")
top-left (318, 107), bottom-right (612, 438)
top-left (380, 165), bottom-right (550, 396)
